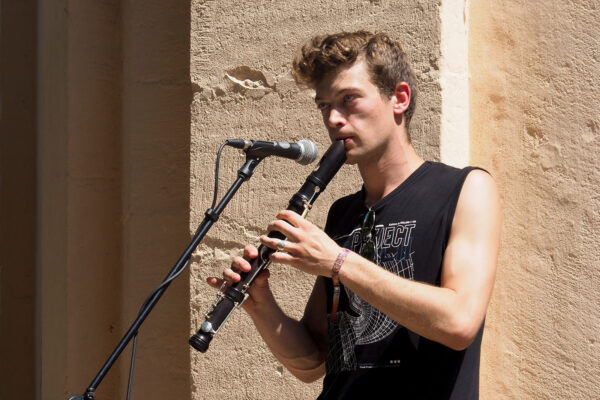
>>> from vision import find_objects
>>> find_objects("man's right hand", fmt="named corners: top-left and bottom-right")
top-left (206, 245), bottom-right (273, 314)
top-left (207, 244), bottom-right (328, 382)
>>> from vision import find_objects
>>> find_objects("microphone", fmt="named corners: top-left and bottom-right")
top-left (227, 139), bottom-right (318, 165)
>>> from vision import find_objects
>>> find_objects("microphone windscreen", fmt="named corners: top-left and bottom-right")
top-left (296, 139), bottom-right (318, 165)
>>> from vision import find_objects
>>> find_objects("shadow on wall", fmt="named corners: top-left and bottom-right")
top-left (1, 1), bottom-right (192, 399)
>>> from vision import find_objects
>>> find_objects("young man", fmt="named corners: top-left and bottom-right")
top-left (208, 31), bottom-right (501, 399)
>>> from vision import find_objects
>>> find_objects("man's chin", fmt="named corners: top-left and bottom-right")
top-left (343, 153), bottom-right (359, 165)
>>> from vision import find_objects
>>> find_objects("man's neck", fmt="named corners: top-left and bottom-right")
top-left (358, 139), bottom-right (424, 208)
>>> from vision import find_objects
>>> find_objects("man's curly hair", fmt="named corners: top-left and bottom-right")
top-left (292, 31), bottom-right (418, 128)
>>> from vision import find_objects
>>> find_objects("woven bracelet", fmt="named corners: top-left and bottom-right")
top-left (330, 248), bottom-right (350, 322)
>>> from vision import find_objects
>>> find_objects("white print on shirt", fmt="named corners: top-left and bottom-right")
top-left (328, 220), bottom-right (416, 372)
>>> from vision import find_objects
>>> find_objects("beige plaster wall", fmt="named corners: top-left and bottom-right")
top-left (189, 1), bottom-right (442, 398)
top-left (470, 1), bottom-right (600, 399)
top-left (118, 1), bottom-right (191, 398)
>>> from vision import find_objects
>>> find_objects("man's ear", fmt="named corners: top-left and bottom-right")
top-left (392, 82), bottom-right (411, 116)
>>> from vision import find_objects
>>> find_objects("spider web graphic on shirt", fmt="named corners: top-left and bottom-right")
top-left (327, 221), bottom-right (416, 372)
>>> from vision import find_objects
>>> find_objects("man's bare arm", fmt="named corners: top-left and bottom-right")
top-left (262, 169), bottom-right (501, 350)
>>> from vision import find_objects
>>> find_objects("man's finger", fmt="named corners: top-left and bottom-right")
top-left (206, 276), bottom-right (224, 288)
top-left (243, 244), bottom-right (259, 260)
top-left (276, 209), bottom-right (305, 227)
top-left (267, 219), bottom-right (300, 241)
top-left (269, 251), bottom-right (298, 265)
top-left (232, 256), bottom-right (252, 273)
top-left (223, 268), bottom-right (241, 283)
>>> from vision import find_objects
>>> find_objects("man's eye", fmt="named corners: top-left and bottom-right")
top-left (343, 94), bottom-right (357, 103)
top-left (317, 103), bottom-right (329, 111)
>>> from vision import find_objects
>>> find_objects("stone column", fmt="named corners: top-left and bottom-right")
top-left (36, 1), bottom-right (191, 398)
top-left (470, 1), bottom-right (600, 398)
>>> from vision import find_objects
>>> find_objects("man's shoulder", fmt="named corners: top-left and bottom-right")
top-left (421, 161), bottom-right (490, 190)
top-left (455, 168), bottom-right (499, 215)
top-left (424, 160), bottom-right (481, 175)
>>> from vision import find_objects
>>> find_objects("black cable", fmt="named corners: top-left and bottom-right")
top-left (121, 141), bottom-right (229, 399)
top-left (126, 334), bottom-right (138, 400)
top-left (211, 141), bottom-right (229, 210)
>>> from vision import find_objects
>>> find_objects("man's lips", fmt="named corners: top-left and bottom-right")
top-left (334, 136), bottom-right (353, 144)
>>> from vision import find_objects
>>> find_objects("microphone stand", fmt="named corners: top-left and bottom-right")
top-left (68, 155), bottom-right (264, 400)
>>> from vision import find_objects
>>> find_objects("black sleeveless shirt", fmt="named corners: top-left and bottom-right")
top-left (319, 161), bottom-right (483, 400)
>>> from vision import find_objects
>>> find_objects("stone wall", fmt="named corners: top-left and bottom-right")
top-left (1, 1), bottom-right (191, 398)
top-left (0, 1), bottom-right (37, 399)
top-left (470, 1), bottom-right (600, 398)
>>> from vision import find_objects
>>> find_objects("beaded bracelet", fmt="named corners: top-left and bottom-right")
top-left (330, 248), bottom-right (350, 322)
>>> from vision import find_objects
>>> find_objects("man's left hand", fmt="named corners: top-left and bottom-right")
top-left (259, 210), bottom-right (342, 277)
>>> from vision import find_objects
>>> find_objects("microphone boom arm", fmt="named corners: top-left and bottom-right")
top-left (68, 155), bottom-right (265, 400)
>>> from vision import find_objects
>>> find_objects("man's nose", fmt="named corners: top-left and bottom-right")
top-left (327, 107), bottom-right (346, 128)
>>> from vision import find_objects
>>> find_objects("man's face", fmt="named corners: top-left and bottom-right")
top-left (314, 60), bottom-right (398, 165)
